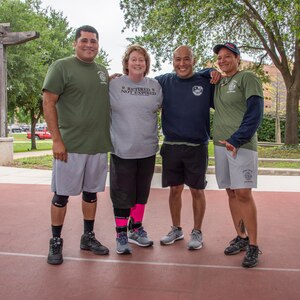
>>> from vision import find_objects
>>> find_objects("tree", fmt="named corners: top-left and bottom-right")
top-left (120, 0), bottom-right (300, 145)
top-left (268, 70), bottom-right (286, 143)
top-left (0, 0), bottom-right (73, 149)
top-left (1, 0), bottom-right (110, 149)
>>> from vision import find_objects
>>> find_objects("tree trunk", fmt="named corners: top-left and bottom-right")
top-left (285, 87), bottom-right (299, 145)
top-left (30, 110), bottom-right (37, 150)
top-left (275, 115), bottom-right (281, 144)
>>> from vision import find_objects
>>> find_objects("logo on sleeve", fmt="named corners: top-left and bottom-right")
top-left (97, 70), bottom-right (108, 84)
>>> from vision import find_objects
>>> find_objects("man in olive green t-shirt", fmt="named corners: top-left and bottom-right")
top-left (43, 25), bottom-right (113, 265)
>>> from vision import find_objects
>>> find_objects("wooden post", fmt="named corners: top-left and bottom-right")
top-left (0, 41), bottom-right (6, 137)
top-left (0, 23), bottom-right (39, 164)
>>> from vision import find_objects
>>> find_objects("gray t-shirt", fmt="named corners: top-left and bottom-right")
top-left (109, 75), bottom-right (163, 159)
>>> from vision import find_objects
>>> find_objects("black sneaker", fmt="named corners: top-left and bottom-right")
top-left (47, 237), bottom-right (63, 265)
top-left (80, 231), bottom-right (109, 255)
top-left (224, 236), bottom-right (249, 255)
top-left (242, 245), bottom-right (262, 268)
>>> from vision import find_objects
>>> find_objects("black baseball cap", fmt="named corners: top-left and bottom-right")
top-left (213, 42), bottom-right (240, 55)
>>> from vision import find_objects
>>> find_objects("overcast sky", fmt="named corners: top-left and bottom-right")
top-left (40, 0), bottom-right (171, 75)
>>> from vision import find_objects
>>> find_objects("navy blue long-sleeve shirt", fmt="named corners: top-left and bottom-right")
top-left (227, 95), bottom-right (264, 148)
top-left (156, 69), bottom-right (214, 144)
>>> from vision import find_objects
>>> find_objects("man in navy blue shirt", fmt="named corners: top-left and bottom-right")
top-left (156, 45), bottom-right (219, 250)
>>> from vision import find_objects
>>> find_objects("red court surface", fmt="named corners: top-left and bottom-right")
top-left (0, 183), bottom-right (300, 300)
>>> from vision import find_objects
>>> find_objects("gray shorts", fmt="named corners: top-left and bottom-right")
top-left (214, 146), bottom-right (258, 189)
top-left (51, 153), bottom-right (108, 196)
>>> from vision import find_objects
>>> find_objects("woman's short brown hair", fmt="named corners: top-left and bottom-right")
top-left (122, 44), bottom-right (151, 76)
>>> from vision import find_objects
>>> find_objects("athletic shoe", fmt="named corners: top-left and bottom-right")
top-left (116, 232), bottom-right (132, 255)
top-left (224, 236), bottom-right (249, 255)
top-left (187, 229), bottom-right (203, 250)
top-left (47, 237), bottom-right (63, 265)
top-left (160, 226), bottom-right (184, 245)
top-left (128, 226), bottom-right (154, 247)
top-left (242, 245), bottom-right (262, 268)
top-left (80, 231), bottom-right (109, 255)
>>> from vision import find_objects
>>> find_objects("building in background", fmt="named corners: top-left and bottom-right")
top-left (241, 60), bottom-right (286, 114)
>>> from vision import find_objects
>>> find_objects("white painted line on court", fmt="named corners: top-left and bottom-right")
top-left (1, 251), bottom-right (300, 273)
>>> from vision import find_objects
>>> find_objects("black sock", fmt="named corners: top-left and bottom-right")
top-left (84, 219), bottom-right (94, 233)
top-left (52, 225), bottom-right (63, 238)
top-left (116, 226), bottom-right (128, 234)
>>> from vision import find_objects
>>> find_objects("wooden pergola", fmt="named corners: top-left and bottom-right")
top-left (0, 23), bottom-right (39, 164)
top-left (0, 23), bottom-right (39, 137)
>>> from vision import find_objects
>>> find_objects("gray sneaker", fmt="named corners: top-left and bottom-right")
top-left (187, 229), bottom-right (203, 250)
top-left (116, 232), bottom-right (132, 255)
top-left (160, 226), bottom-right (184, 245)
top-left (128, 226), bottom-right (153, 247)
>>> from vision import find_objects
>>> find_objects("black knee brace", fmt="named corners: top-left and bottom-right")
top-left (52, 193), bottom-right (69, 208)
top-left (82, 191), bottom-right (97, 203)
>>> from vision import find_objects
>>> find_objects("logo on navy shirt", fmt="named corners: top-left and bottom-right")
top-left (192, 86), bottom-right (203, 96)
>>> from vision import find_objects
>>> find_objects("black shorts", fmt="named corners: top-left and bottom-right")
top-left (110, 154), bottom-right (155, 209)
top-left (160, 143), bottom-right (208, 189)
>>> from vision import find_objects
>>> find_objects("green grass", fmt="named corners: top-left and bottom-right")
top-left (9, 133), bottom-right (27, 141)
top-left (11, 151), bottom-right (300, 170)
top-left (9, 134), bottom-right (300, 169)
top-left (12, 155), bottom-right (53, 169)
top-left (258, 161), bottom-right (300, 168)
top-left (13, 141), bottom-right (53, 152)
top-left (257, 145), bottom-right (300, 159)
top-left (11, 133), bottom-right (53, 152)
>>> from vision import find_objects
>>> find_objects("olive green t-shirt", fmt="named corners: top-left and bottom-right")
top-left (43, 56), bottom-right (113, 154)
top-left (213, 70), bottom-right (263, 151)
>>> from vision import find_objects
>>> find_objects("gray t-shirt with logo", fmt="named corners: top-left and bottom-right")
top-left (109, 75), bottom-right (163, 159)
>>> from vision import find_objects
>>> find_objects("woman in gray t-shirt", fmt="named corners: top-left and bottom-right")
top-left (109, 44), bottom-right (163, 254)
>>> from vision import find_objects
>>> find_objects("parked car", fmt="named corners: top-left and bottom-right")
top-left (10, 125), bottom-right (22, 133)
top-left (27, 127), bottom-right (52, 140)
top-left (20, 125), bottom-right (30, 132)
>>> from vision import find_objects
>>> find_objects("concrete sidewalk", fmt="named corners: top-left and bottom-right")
top-left (1, 166), bottom-right (299, 192)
